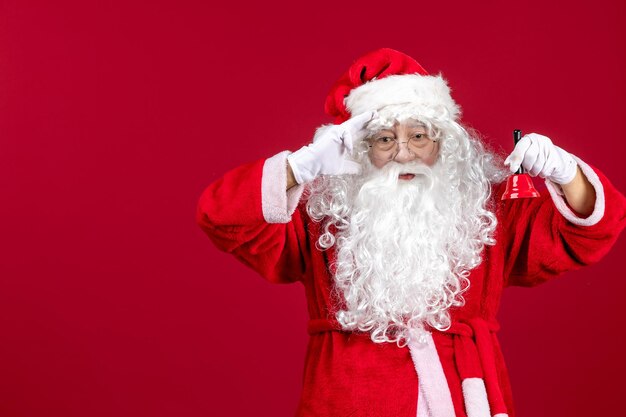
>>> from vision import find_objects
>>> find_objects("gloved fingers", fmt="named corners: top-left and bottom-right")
top-left (341, 110), bottom-right (377, 146)
top-left (341, 110), bottom-right (376, 133)
top-left (311, 125), bottom-right (355, 153)
top-left (312, 124), bottom-right (339, 144)
top-left (339, 111), bottom-right (376, 152)
top-left (521, 139), bottom-right (543, 176)
top-left (341, 130), bottom-right (354, 153)
top-left (504, 132), bottom-right (576, 183)
top-left (526, 155), bottom-right (546, 177)
top-left (551, 145), bottom-right (578, 184)
top-left (504, 135), bottom-right (533, 173)
top-left (525, 134), bottom-right (555, 177)
top-left (526, 132), bottom-right (552, 144)
top-left (315, 111), bottom-right (375, 152)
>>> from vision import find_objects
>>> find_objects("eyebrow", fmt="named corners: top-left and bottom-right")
top-left (404, 121), bottom-right (426, 128)
top-left (370, 121), bottom-right (427, 135)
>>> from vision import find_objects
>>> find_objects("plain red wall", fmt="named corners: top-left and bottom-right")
top-left (1, 1), bottom-right (625, 416)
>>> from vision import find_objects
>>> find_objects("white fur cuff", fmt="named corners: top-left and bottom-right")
top-left (261, 151), bottom-right (305, 224)
top-left (545, 155), bottom-right (605, 227)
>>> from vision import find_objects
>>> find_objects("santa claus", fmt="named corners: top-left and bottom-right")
top-left (197, 48), bottom-right (626, 417)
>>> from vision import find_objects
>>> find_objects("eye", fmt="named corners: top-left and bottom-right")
top-left (414, 134), bottom-right (424, 139)
top-left (376, 136), bottom-right (394, 143)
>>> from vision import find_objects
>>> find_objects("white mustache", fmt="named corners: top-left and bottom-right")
top-left (375, 162), bottom-right (435, 189)
top-left (383, 161), bottom-right (432, 175)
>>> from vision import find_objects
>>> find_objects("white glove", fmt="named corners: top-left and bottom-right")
top-left (504, 133), bottom-right (578, 185)
top-left (287, 111), bottom-right (375, 184)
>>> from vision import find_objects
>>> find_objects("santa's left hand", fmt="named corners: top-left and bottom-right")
top-left (504, 133), bottom-right (578, 185)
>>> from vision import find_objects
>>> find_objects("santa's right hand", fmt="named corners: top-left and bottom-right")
top-left (287, 111), bottom-right (375, 184)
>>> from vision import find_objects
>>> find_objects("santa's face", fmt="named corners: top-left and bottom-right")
top-left (366, 119), bottom-right (440, 171)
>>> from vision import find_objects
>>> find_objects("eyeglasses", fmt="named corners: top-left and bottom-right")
top-left (368, 134), bottom-right (438, 159)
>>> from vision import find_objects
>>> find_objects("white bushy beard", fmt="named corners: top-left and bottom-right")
top-left (334, 161), bottom-right (472, 345)
top-left (306, 126), bottom-right (504, 346)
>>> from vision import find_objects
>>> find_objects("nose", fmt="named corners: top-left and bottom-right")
top-left (393, 141), bottom-right (416, 163)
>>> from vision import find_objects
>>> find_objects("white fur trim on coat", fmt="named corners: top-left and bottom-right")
top-left (545, 155), bottom-right (605, 227)
top-left (345, 74), bottom-right (460, 121)
top-left (261, 151), bottom-right (305, 223)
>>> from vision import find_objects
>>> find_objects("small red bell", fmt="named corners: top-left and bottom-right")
top-left (502, 173), bottom-right (540, 199)
top-left (502, 129), bottom-right (540, 200)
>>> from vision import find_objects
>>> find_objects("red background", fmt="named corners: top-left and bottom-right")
top-left (1, 1), bottom-right (625, 416)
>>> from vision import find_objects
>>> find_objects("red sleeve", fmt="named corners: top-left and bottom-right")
top-left (196, 151), bottom-right (310, 284)
top-left (498, 158), bottom-right (626, 287)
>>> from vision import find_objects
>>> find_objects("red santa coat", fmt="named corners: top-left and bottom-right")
top-left (197, 151), bottom-right (626, 417)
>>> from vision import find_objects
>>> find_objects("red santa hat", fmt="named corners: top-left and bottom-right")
top-left (324, 48), bottom-right (460, 124)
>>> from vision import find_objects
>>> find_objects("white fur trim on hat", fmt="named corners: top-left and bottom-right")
top-left (345, 74), bottom-right (460, 121)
